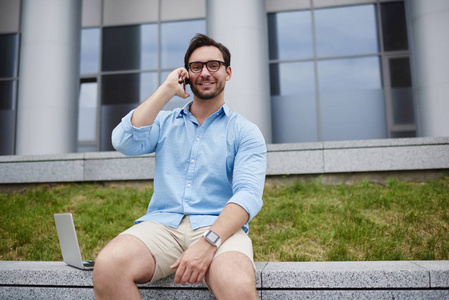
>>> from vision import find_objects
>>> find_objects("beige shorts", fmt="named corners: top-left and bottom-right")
top-left (119, 215), bottom-right (255, 282)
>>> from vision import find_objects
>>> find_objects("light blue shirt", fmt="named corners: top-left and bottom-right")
top-left (111, 102), bottom-right (266, 233)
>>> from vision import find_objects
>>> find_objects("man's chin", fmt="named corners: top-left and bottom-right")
top-left (196, 93), bottom-right (216, 100)
top-left (191, 88), bottom-right (220, 101)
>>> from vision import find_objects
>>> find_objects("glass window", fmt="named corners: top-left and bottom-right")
top-left (80, 28), bottom-right (100, 74)
top-left (318, 57), bottom-right (387, 141)
top-left (318, 56), bottom-right (382, 92)
top-left (267, 11), bottom-right (313, 60)
top-left (0, 80), bottom-right (15, 110)
top-left (160, 20), bottom-right (206, 69)
top-left (100, 72), bottom-right (159, 151)
top-left (0, 80), bottom-right (16, 155)
top-left (140, 24), bottom-right (158, 70)
top-left (389, 57), bottom-right (414, 125)
top-left (102, 25), bottom-right (143, 72)
top-left (102, 73), bottom-right (159, 105)
top-left (315, 5), bottom-right (379, 57)
top-left (78, 82), bottom-right (97, 141)
top-left (270, 62), bottom-right (318, 143)
top-left (381, 2), bottom-right (408, 51)
top-left (102, 24), bottom-right (159, 72)
top-left (270, 62), bottom-right (315, 96)
top-left (0, 34), bottom-right (18, 78)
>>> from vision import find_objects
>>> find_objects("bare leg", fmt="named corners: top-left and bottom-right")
top-left (93, 234), bottom-right (155, 300)
top-left (205, 252), bottom-right (258, 300)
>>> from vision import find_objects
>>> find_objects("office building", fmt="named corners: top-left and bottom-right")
top-left (0, 0), bottom-right (448, 155)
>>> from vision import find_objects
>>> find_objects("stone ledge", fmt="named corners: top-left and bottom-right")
top-left (1, 137), bottom-right (449, 185)
top-left (1, 261), bottom-right (448, 299)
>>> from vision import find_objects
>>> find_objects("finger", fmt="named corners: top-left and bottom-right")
top-left (174, 265), bottom-right (185, 284)
top-left (170, 256), bottom-right (181, 269)
top-left (181, 269), bottom-right (192, 285)
top-left (177, 67), bottom-right (188, 80)
top-left (188, 270), bottom-right (199, 284)
top-left (195, 270), bottom-right (206, 283)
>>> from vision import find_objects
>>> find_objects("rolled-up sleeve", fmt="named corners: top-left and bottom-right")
top-left (111, 109), bottom-right (159, 156)
top-left (227, 123), bottom-right (266, 224)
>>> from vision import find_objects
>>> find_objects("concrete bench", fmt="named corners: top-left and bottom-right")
top-left (1, 260), bottom-right (448, 299)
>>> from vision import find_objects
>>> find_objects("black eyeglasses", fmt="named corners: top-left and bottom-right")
top-left (188, 60), bottom-right (226, 73)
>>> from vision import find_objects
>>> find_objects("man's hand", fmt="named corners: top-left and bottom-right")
top-left (170, 237), bottom-right (217, 285)
top-left (163, 67), bottom-right (190, 100)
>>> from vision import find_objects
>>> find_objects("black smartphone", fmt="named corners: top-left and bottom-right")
top-left (183, 78), bottom-right (189, 92)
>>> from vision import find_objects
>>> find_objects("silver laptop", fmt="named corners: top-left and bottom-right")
top-left (54, 213), bottom-right (95, 270)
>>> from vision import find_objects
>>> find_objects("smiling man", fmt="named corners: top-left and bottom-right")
top-left (93, 34), bottom-right (266, 300)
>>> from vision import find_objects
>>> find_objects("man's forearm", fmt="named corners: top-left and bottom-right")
top-left (209, 203), bottom-right (250, 245)
top-left (131, 67), bottom-right (189, 128)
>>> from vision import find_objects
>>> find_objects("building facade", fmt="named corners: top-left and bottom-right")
top-left (0, 0), bottom-right (448, 155)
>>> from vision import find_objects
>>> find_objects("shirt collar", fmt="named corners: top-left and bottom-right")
top-left (177, 101), bottom-right (230, 118)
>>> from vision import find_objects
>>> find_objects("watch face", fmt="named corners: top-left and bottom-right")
top-left (205, 230), bottom-right (220, 244)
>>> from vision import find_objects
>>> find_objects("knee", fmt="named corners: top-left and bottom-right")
top-left (93, 235), bottom-right (155, 290)
top-left (228, 275), bottom-right (258, 299)
top-left (93, 243), bottom-right (134, 288)
top-left (207, 269), bottom-right (258, 300)
top-left (92, 250), bottom-right (118, 290)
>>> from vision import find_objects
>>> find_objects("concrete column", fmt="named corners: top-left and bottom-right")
top-left (16, 0), bottom-right (81, 155)
top-left (207, 0), bottom-right (272, 143)
top-left (405, 0), bottom-right (449, 137)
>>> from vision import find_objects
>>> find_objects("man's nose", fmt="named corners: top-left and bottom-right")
top-left (200, 64), bottom-right (211, 75)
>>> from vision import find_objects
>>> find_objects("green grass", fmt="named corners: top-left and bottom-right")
top-left (0, 184), bottom-right (151, 261)
top-left (251, 177), bottom-right (449, 262)
top-left (1, 177), bottom-right (448, 262)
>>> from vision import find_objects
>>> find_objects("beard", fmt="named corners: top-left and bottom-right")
top-left (190, 80), bottom-right (225, 100)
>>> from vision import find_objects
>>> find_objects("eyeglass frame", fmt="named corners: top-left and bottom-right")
top-left (188, 60), bottom-right (227, 73)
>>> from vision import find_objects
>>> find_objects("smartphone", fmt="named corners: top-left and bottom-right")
top-left (183, 78), bottom-right (189, 92)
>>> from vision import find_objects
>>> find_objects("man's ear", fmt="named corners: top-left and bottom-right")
top-left (226, 66), bottom-right (232, 81)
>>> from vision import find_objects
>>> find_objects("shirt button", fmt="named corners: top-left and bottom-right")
top-left (191, 159), bottom-right (195, 163)
top-left (187, 183), bottom-right (191, 187)
top-left (196, 137), bottom-right (200, 141)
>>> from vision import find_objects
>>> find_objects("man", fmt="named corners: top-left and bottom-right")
top-left (93, 34), bottom-right (266, 300)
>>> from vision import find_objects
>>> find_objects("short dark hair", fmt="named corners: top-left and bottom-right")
top-left (184, 33), bottom-right (231, 70)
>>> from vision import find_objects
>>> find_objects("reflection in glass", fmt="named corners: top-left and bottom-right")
top-left (270, 62), bottom-right (318, 142)
top-left (102, 25), bottom-right (142, 71)
top-left (0, 34), bottom-right (18, 78)
top-left (80, 28), bottom-right (100, 74)
top-left (270, 62), bottom-right (315, 96)
top-left (318, 56), bottom-right (382, 92)
top-left (318, 57), bottom-right (387, 141)
top-left (140, 72), bottom-right (159, 103)
top-left (320, 89), bottom-right (387, 141)
top-left (389, 58), bottom-right (414, 124)
top-left (102, 73), bottom-right (141, 105)
top-left (0, 80), bottom-right (16, 155)
top-left (100, 72), bottom-right (159, 151)
top-left (315, 5), bottom-right (379, 57)
top-left (140, 24), bottom-right (158, 70)
top-left (0, 80), bottom-right (15, 110)
top-left (381, 2), bottom-right (408, 51)
top-left (78, 82), bottom-right (97, 141)
top-left (268, 11), bottom-right (313, 60)
top-left (161, 20), bottom-right (206, 69)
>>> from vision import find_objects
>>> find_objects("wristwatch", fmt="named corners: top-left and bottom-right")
top-left (202, 230), bottom-right (221, 248)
